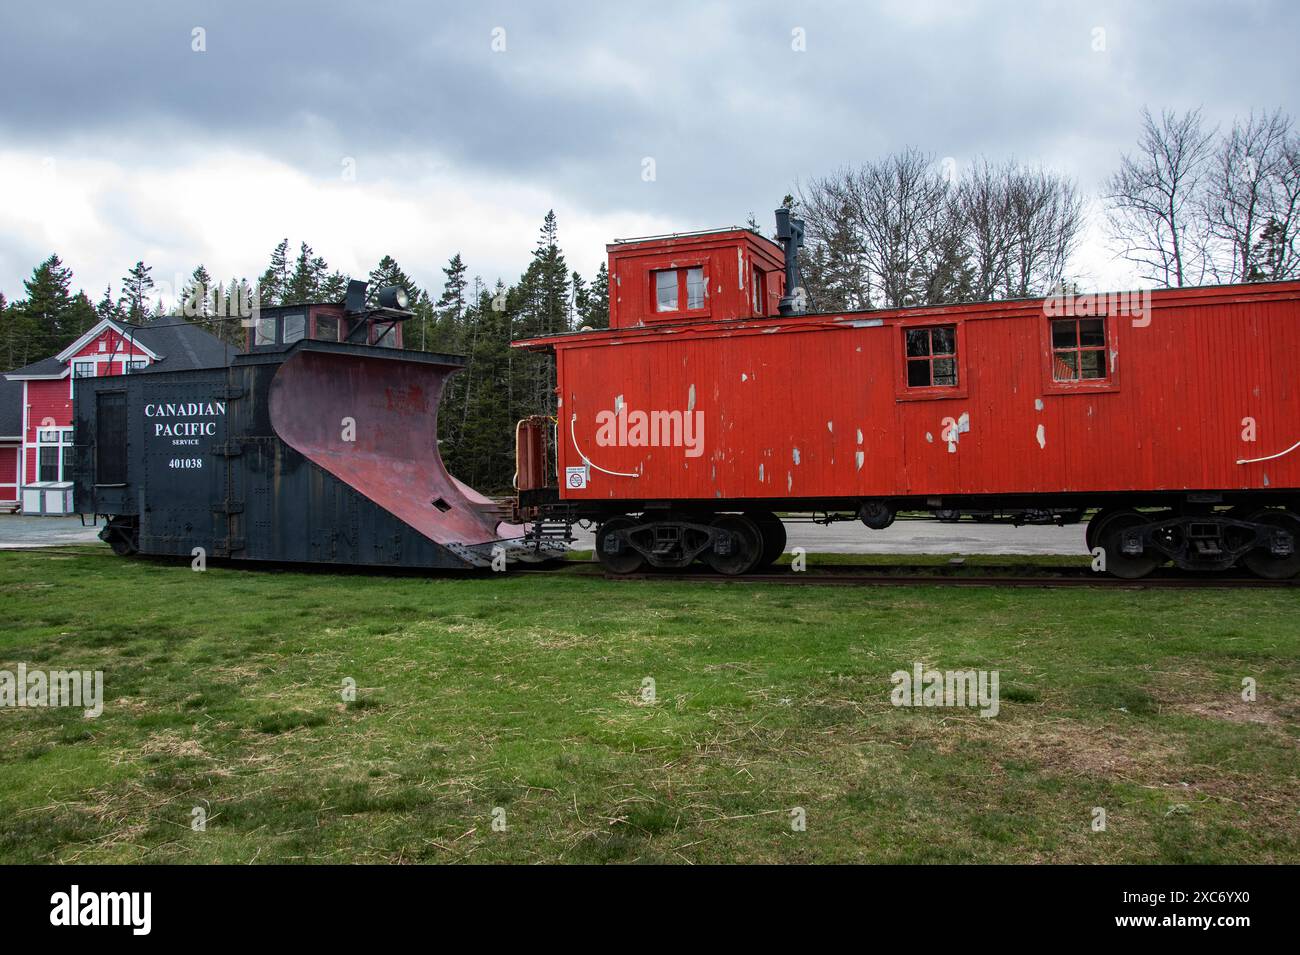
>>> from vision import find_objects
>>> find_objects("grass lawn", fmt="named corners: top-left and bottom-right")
top-left (1, 545), bottom-right (1296, 864)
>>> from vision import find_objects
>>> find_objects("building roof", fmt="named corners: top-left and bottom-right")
top-left (4, 317), bottom-right (234, 381)
top-left (3, 355), bottom-right (66, 379)
top-left (0, 377), bottom-right (22, 438)
top-left (125, 319), bottom-right (235, 373)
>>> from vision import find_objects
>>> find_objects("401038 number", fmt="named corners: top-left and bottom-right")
top-left (168, 458), bottom-right (203, 470)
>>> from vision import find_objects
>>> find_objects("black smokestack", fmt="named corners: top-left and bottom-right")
top-left (775, 207), bottom-right (806, 315)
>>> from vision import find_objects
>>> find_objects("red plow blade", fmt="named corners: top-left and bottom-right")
top-left (268, 348), bottom-right (557, 567)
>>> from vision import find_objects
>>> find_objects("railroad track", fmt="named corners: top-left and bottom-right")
top-left (0, 545), bottom-right (107, 556)
top-left (593, 564), bottom-right (1300, 589)
top-left (4, 547), bottom-right (1296, 587)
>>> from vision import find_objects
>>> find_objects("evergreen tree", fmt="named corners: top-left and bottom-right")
top-left (320, 270), bottom-right (350, 302)
top-left (22, 254), bottom-right (75, 354)
top-left (446, 281), bottom-right (516, 490)
top-left (430, 253), bottom-right (469, 352)
top-left (120, 260), bottom-right (155, 324)
top-left (179, 264), bottom-right (215, 321)
top-left (222, 277), bottom-right (257, 346)
top-left (580, 262), bottom-right (609, 328)
top-left (366, 255), bottom-right (419, 306)
top-left (66, 291), bottom-right (98, 339)
top-left (911, 229), bottom-right (975, 306)
top-left (512, 211), bottom-right (570, 426)
top-left (257, 238), bottom-right (291, 307)
top-left (409, 289), bottom-right (435, 352)
top-left (1252, 217), bottom-right (1288, 280)
top-left (803, 204), bottom-right (868, 311)
top-left (285, 242), bottom-right (329, 304)
top-left (0, 292), bottom-right (18, 369)
top-left (96, 285), bottom-right (125, 323)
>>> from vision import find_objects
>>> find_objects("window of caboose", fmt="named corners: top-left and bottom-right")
top-left (73, 361), bottom-right (95, 378)
top-left (654, 270), bottom-right (678, 312)
top-left (685, 267), bottom-right (705, 309)
top-left (752, 267), bottom-right (764, 315)
top-left (652, 267), bottom-right (707, 313)
top-left (1050, 318), bottom-right (1107, 382)
top-left (904, 325), bottom-right (958, 388)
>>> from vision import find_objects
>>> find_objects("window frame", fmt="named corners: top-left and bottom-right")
top-left (35, 427), bottom-right (74, 482)
top-left (369, 320), bottom-right (400, 348)
top-left (647, 262), bottom-right (710, 320)
top-left (281, 312), bottom-right (306, 344)
top-left (895, 319), bottom-right (969, 401)
top-left (312, 311), bottom-right (342, 342)
top-left (254, 316), bottom-right (278, 347)
top-left (1039, 312), bottom-right (1120, 396)
top-left (73, 360), bottom-right (96, 379)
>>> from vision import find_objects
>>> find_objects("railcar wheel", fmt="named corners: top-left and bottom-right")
top-left (705, 514), bottom-right (763, 576)
top-left (595, 516), bottom-right (645, 575)
top-left (745, 511), bottom-right (786, 569)
top-left (1241, 509), bottom-right (1300, 580)
top-left (102, 520), bottom-right (139, 557)
top-left (1095, 510), bottom-right (1161, 579)
top-left (935, 508), bottom-right (961, 523)
top-left (1085, 507), bottom-right (1124, 553)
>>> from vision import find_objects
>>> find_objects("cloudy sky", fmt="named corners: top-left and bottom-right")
top-left (0, 0), bottom-right (1295, 305)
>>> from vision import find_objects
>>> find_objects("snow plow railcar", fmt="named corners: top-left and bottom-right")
top-left (73, 282), bottom-right (559, 570)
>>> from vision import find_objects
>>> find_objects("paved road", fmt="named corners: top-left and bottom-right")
top-left (0, 514), bottom-right (1089, 557)
top-left (0, 515), bottom-right (105, 549)
top-left (569, 516), bottom-right (1089, 556)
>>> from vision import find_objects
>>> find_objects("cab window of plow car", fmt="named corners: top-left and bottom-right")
top-left (282, 313), bottom-right (306, 344)
top-left (255, 317), bottom-right (277, 346)
top-left (314, 314), bottom-right (339, 342)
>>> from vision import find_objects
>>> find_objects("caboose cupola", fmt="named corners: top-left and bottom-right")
top-left (606, 222), bottom-right (787, 329)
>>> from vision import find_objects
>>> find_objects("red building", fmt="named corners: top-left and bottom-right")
top-left (3, 317), bottom-right (230, 513)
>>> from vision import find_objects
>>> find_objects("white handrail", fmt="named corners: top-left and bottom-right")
top-left (569, 413), bottom-right (640, 478)
top-left (1237, 438), bottom-right (1300, 465)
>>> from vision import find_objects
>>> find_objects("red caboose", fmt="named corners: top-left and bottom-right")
top-left (515, 214), bottom-right (1300, 579)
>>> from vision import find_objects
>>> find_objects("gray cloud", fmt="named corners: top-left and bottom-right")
top-left (0, 0), bottom-right (1296, 296)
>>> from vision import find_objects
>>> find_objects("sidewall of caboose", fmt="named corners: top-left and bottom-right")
top-left (550, 284), bottom-right (1300, 507)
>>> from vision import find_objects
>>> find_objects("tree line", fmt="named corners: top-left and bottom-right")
top-left (2, 107), bottom-right (1295, 490)
top-left (793, 107), bottom-right (1298, 310)
top-left (0, 209), bottom-right (608, 492)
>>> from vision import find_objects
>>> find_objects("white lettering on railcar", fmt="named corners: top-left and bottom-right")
top-left (143, 399), bottom-right (227, 449)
